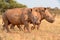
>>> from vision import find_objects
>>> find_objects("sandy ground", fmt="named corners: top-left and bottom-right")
top-left (0, 15), bottom-right (60, 40)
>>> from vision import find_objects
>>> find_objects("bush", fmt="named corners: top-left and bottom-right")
top-left (0, 0), bottom-right (27, 14)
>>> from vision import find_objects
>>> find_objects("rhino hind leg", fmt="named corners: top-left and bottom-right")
top-left (3, 21), bottom-right (10, 32)
top-left (2, 23), bottom-right (10, 32)
top-left (2, 14), bottom-right (10, 32)
top-left (5, 24), bottom-right (10, 32)
top-left (2, 24), bottom-right (5, 30)
top-left (4, 21), bottom-right (10, 32)
top-left (17, 25), bottom-right (23, 31)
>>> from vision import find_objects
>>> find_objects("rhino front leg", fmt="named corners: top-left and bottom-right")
top-left (31, 24), bottom-right (35, 30)
top-left (37, 24), bottom-right (40, 30)
top-left (10, 24), bottom-right (15, 29)
top-left (24, 21), bottom-right (30, 32)
top-left (37, 22), bottom-right (41, 30)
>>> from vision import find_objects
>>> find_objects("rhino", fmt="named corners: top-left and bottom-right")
top-left (2, 8), bottom-right (32, 32)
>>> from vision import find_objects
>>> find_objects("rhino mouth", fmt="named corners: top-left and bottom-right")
top-left (46, 17), bottom-right (55, 23)
top-left (47, 19), bottom-right (54, 23)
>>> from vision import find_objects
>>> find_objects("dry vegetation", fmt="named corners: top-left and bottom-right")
top-left (0, 15), bottom-right (60, 40)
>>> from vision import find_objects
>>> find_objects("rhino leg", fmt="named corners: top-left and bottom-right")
top-left (3, 24), bottom-right (10, 32)
top-left (10, 24), bottom-right (15, 29)
top-left (31, 24), bottom-right (35, 30)
top-left (37, 24), bottom-right (40, 30)
top-left (2, 14), bottom-right (10, 32)
top-left (3, 22), bottom-right (10, 32)
top-left (37, 22), bottom-right (41, 30)
top-left (5, 24), bottom-right (10, 32)
top-left (24, 21), bottom-right (30, 32)
top-left (4, 21), bottom-right (10, 32)
top-left (2, 24), bottom-right (5, 30)
top-left (17, 25), bottom-right (23, 31)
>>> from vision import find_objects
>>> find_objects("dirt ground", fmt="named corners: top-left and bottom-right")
top-left (0, 15), bottom-right (60, 40)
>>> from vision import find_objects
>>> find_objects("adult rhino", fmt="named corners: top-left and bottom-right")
top-left (2, 8), bottom-right (33, 32)
top-left (31, 7), bottom-right (55, 30)
top-left (2, 8), bottom-right (41, 32)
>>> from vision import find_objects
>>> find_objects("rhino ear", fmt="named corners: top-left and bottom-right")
top-left (28, 8), bottom-right (32, 13)
top-left (44, 8), bottom-right (46, 10)
top-left (30, 8), bottom-right (32, 12)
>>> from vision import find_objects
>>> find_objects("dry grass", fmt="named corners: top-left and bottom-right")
top-left (0, 15), bottom-right (60, 40)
